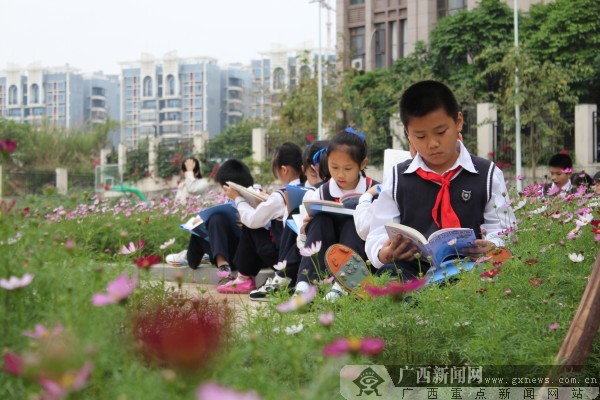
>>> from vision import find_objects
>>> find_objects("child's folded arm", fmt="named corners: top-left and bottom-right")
top-left (365, 178), bottom-right (400, 269)
top-left (236, 194), bottom-right (285, 229)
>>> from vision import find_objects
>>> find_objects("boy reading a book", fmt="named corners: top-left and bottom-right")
top-left (365, 80), bottom-right (516, 279)
top-left (166, 159), bottom-right (253, 281)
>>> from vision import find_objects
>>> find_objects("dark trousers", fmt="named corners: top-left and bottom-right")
top-left (375, 259), bottom-right (431, 280)
top-left (276, 224), bottom-right (301, 286)
top-left (233, 226), bottom-right (280, 278)
top-left (187, 213), bottom-right (240, 270)
top-left (297, 214), bottom-right (367, 284)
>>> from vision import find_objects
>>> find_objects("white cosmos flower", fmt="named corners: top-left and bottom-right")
top-left (568, 253), bottom-right (584, 263)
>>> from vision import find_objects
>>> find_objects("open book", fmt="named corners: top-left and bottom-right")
top-left (384, 223), bottom-right (478, 282)
top-left (304, 199), bottom-right (355, 218)
top-left (179, 202), bottom-right (240, 241)
top-left (226, 181), bottom-right (269, 208)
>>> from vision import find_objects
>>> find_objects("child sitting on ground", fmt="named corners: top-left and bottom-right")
top-left (166, 159), bottom-right (253, 281)
top-left (174, 157), bottom-right (210, 203)
top-left (365, 80), bottom-right (516, 281)
top-left (217, 142), bottom-right (305, 294)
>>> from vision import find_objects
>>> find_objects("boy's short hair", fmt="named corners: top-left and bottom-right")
top-left (214, 159), bottom-right (253, 187)
top-left (399, 80), bottom-right (460, 129)
top-left (548, 153), bottom-right (573, 169)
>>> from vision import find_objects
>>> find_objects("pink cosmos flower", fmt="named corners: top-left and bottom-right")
top-left (318, 311), bottom-right (335, 327)
top-left (120, 240), bottom-right (145, 255)
top-left (561, 167), bottom-right (573, 174)
top-left (566, 229), bottom-right (581, 240)
top-left (22, 324), bottom-right (63, 339)
top-left (363, 277), bottom-right (428, 297)
top-left (273, 260), bottom-right (287, 271)
top-left (529, 277), bottom-right (543, 287)
top-left (504, 289), bottom-right (512, 295)
top-left (38, 362), bottom-right (92, 400)
top-left (546, 185), bottom-right (561, 196)
top-left (0, 273), bottom-right (34, 290)
top-left (133, 255), bottom-right (163, 269)
top-left (276, 285), bottom-right (317, 312)
top-left (92, 273), bottom-right (138, 306)
top-left (549, 323), bottom-right (560, 330)
top-left (299, 241), bottom-right (322, 258)
top-left (0, 138), bottom-right (17, 154)
top-left (323, 337), bottom-right (385, 357)
top-left (197, 382), bottom-right (262, 400)
top-left (480, 269), bottom-right (500, 279)
top-left (3, 352), bottom-right (23, 375)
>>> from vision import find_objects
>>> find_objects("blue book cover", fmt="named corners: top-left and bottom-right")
top-left (198, 202), bottom-right (240, 238)
top-left (285, 184), bottom-right (310, 212)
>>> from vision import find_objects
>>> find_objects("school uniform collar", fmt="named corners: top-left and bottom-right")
top-left (329, 175), bottom-right (368, 197)
top-left (288, 178), bottom-right (301, 186)
top-left (404, 141), bottom-right (478, 175)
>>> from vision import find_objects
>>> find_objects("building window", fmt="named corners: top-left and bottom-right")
top-left (390, 21), bottom-right (399, 62)
top-left (350, 27), bottom-right (365, 65)
top-left (402, 19), bottom-right (409, 57)
top-left (8, 85), bottom-right (18, 105)
top-left (437, 0), bottom-right (466, 19)
top-left (299, 65), bottom-right (311, 81)
top-left (350, 0), bottom-right (364, 4)
top-left (273, 68), bottom-right (285, 90)
top-left (143, 76), bottom-right (153, 97)
top-left (31, 84), bottom-right (40, 104)
top-left (166, 75), bottom-right (175, 96)
top-left (374, 23), bottom-right (386, 69)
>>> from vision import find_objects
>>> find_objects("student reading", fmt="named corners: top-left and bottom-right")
top-left (365, 80), bottom-right (516, 279)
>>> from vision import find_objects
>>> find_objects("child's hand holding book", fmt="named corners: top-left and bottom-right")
top-left (461, 239), bottom-right (495, 260)
top-left (377, 233), bottom-right (419, 264)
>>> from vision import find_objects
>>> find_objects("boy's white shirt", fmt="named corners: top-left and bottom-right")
top-left (365, 141), bottom-right (516, 269)
top-left (296, 175), bottom-right (370, 248)
top-left (234, 178), bottom-right (301, 229)
top-left (354, 192), bottom-right (375, 241)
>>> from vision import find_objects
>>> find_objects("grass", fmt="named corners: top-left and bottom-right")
top-left (1, 185), bottom-right (599, 399)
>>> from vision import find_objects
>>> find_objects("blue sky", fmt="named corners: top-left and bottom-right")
top-left (0, 0), bottom-right (336, 74)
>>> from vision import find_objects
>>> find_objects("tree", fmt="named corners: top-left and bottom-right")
top-left (482, 46), bottom-right (578, 177)
top-left (204, 119), bottom-right (260, 163)
top-left (429, 0), bottom-right (514, 99)
top-left (522, 0), bottom-right (600, 103)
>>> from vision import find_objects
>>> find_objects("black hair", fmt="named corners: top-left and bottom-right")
top-left (272, 142), bottom-right (306, 184)
top-left (548, 153), bottom-right (573, 170)
top-left (181, 157), bottom-right (202, 178)
top-left (317, 151), bottom-right (331, 181)
top-left (327, 130), bottom-right (368, 177)
top-left (214, 159), bottom-right (253, 187)
top-left (303, 140), bottom-right (329, 171)
top-left (399, 80), bottom-right (460, 130)
top-left (593, 171), bottom-right (600, 183)
top-left (571, 171), bottom-right (592, 187)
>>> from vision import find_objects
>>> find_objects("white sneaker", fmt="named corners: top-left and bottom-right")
top-left (324, 281), bottom-right (348, 303)
top-left (249, 275), bottom-right (292, 302)
top-left (166, 250), bottom-right (188, 266)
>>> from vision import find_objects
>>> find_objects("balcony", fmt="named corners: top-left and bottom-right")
top-left (227, 110), bottom-right (243, 118)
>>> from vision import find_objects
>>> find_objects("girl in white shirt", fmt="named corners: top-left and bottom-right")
top-left (174, 158), bottom-right (210, 203)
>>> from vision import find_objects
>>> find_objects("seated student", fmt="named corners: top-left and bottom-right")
top-left (166, 159), bottom-right (254, 281)
top-left (218, 142), bottom-right (305, 294)
top-left (571, 171), bottom-right (593, 191)
top-left (174, 157), bottom-right (210, 203)
top-left (249, 140), bottom-right (329, 301)
top-left (543, 153), bottom-right (574, 196)
top-left (294, 129), bottom-right (378, 302)
top-left (365, 80), bottom-right (516, 281)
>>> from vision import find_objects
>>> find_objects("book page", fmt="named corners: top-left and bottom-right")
top-left (427, 228), bottom-right (476, 268)
top-left (181, 216), bottom-right (203, 231)
top-left (384, 223), bottom-right (429, 258)
top-left (226, 181), bottom-right (268, 208)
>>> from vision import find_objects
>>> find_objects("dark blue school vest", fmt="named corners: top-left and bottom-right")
top-left (392, 155), bottom-right (494, 239)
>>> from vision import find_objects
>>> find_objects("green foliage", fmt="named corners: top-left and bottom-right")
top-left (482, 46), bottom-right (578, 175)
top-left (205, 119), bottom-right (261, 162)
top-left (0, 119), bottom-right (113, 173)
top-left (156, 139), bottom-right (195, 180)
top-left (523, 0), bottom-right (600, 103)
top-left (1, 189), bottom-right (599, 399)
top-left (429, 0), bottom-right (514, 97)
top-left (123, 140), bottom-right (150, 182)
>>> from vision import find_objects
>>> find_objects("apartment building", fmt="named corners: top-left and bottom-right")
top-left (336, 0), bottom-right (553, 72)
top-left (0, 64), bottom-right (119, 129)
top-left (250, 44), bottom-right (335, 122)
